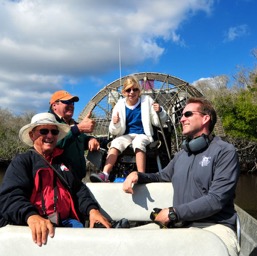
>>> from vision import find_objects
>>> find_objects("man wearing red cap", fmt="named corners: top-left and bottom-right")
top-left (49, 90), bottom-right (100, 180)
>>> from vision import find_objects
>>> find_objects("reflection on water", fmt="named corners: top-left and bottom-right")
top-left (0, 166), bottom-right (5, 184)
top-left (235, 173), bottom-right (257, 219)
top-left (0, 165), bottom-right (257, 219)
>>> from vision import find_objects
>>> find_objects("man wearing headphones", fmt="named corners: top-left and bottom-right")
top-left (123, 97), bottom-right (240, 256)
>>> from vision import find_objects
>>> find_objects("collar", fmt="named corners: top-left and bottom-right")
top-left (125, 97), bottom-right (141, 110)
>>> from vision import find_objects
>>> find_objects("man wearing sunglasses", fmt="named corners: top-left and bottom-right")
top-left (123, 97), bottom-right (240, 256)
top-left (49, 90), bottom-right (100, 180)
top-left (0, 113), bottom-right (111, 246)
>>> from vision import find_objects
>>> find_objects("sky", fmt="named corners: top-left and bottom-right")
top-left (0, 0), bottom-right (256, 120)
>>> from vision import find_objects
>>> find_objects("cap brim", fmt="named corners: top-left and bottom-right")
top-left (61, 96), bottom-right (79, 102)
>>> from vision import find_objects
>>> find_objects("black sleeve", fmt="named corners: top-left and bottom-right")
top-left (137, 172), bottom-right (161, 183)
top-left (0, 153), bottom-right (39, 225)
top-left (75, 183), bottom-right (99, 216)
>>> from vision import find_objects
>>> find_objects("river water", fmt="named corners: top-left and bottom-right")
top-left (0, 165), bottom-right (257, 219)
top-left (234, 172), bottom-right (257, 219)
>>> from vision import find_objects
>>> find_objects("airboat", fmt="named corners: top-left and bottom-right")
top-left (0, 72), bottom-right (256, 256)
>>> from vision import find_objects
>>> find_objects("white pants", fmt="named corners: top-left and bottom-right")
top-left (134, 223), bottom-right (240, 256)
top-left (109, 134), bottom-right (150, 153)
top-left (189, 223), bottom-right (240, 256)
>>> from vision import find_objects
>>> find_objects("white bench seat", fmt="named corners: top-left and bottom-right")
top-left (87, 182), bottom-right (174, 221)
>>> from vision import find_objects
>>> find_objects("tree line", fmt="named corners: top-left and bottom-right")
top-left (0, 109), bottom-right (33, 163)
top-left (195, 56), bottom-right (257, 141)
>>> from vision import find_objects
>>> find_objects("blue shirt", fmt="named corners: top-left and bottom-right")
top-left (125, 103), bottom-right (144, 135)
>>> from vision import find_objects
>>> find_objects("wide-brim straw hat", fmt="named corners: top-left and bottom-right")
top-left (19, 113), bottom-right (70, 147)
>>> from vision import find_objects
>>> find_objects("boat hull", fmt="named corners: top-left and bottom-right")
top-left (1, 183), bottom-right (256, 255)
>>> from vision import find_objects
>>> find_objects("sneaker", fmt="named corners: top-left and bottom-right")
top-left (90, 172), bottom-right (109, 182)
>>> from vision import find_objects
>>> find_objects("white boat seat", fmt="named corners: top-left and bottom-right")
top-left (87, 183), bottom-right (173, 221)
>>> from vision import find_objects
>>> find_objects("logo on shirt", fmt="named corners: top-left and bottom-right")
top-left (199, 156), bottom-right (211, 167)
top-left (60, 164), bottom-right (69, 172)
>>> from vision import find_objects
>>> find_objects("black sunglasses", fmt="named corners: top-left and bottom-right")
top-left (182, 111), bottom-right (206, 118)
top-left (125, 88), bottom-right (139, 93)
top-left (38, 128), bottom-right (60, 136)
top-left (57, 100), bottom-right (74, 105)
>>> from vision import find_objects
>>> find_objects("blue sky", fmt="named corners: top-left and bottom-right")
top-left (0, 0), bottom-right (256, 120)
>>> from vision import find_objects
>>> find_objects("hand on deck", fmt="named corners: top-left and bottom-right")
top-left (27, 214), bottom-right (54, 247)
top-left (154, 208), bottom-right (170, 226)
top-left (123, 171), bottom-right (138, 194)
top-left (89, 209), bottom-right (111, 228)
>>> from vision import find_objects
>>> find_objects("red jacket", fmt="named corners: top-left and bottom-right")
top-left (30, 148), bottom-right (80, 221)
top-left (0, 148), bottom-right (99, 226)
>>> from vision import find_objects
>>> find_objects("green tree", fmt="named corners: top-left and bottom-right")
top-left (194, 64), bottom-right (257, 141)
top-left (0, 109), bottom-right (33, 161)
top-left (216, 90), bottom-right (257, 140)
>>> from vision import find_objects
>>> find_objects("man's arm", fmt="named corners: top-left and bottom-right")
top-left (123, 171), bottom-right (161, 194)
top-left (0, 154), bottom-right (38, 225)
top-left (0, 153), bottom-right (55, 246)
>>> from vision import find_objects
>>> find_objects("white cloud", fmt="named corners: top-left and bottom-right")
top-left (0, 0), bottom-right (214, 115)
top-left (224, 24), bottom-right (249, 42)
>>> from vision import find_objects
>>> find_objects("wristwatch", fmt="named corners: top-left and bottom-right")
top-left (168, 207), bottom-right (178, 223)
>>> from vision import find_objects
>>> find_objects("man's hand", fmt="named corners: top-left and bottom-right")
top-left (89, 209), bottom-right (111, 228)
top-left (27, 214), bottom-right (54, 247)
top-left (77, 112), bottom-right (96, 133)
top-left (88, 138), bottom-right (100, 151)
top-left (123, 171), bottom-right (138, 194)
top-left (154, 208), bottom-right (170, 226)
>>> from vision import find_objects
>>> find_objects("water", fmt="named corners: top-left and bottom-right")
top-left (0, 166), bottom-right (5, 183)
top-left (0, 165), bottom-right (256, 219)
top-left (235, 172), bottom-right (257, 219)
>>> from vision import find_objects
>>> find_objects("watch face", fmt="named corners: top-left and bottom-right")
top-left (168, 209), bottom-right (177, 221)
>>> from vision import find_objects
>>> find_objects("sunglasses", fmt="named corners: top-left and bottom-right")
top-left (182, 111), bottom-right (206, 118)
top-left (125, 88), bottom-right (139, 93)
top-left (38, 128), bottom-right (60, 136)
top-left (57, 100), bottom-right (74, 105)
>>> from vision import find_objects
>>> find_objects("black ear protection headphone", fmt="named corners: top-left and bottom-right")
top-left (181, 134), bottom-right (212, 153)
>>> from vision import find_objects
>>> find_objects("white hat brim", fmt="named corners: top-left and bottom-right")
top-left (19, 121), bottom-right (70, 147)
